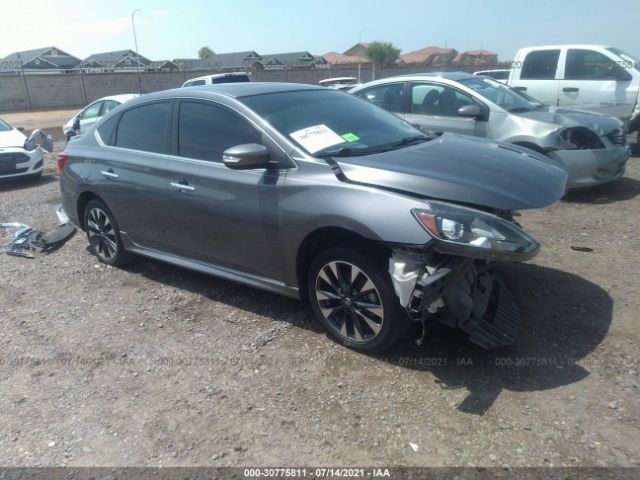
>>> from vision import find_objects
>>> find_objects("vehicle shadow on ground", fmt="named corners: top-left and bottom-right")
top-left (379, 263), bottom-right (612, 416)
top-left (563, 176), bottom-right (640, 204)
top-left (0, 173), bottom-right (57, 193)
top-left (126, 259), bottom-right (611, 417)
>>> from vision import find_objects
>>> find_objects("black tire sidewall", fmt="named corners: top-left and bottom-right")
top-left (307, 246), bottom-right (408, 353)
top-left (83, 199), bottom-right (129, 266)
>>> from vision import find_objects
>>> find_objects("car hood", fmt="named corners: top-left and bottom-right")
top-left (0, 128), bottom-right (26, 148)
top-left (516, 107), bottom-right (623, 135)
top-left (335, 133), bottom-right (568, 211)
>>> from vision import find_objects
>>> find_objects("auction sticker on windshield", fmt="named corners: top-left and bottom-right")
top-left (289, 124), bottom-right (345, 153)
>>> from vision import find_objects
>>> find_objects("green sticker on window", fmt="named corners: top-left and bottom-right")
top-left (341, 133), bottom-right (360, 142)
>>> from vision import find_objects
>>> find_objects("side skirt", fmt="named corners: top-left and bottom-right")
top-left (120, 232), bottom-right (301, 300)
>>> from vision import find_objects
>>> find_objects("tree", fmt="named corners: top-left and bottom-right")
top-left (198, 46), bottom-right (214, 59)
top-left (365, 41), bottom-right (401, 68)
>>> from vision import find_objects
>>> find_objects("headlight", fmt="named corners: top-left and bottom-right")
top-left (559, 127), bottom-right (604, 150)
top-left (413, 201), bottom-right (539, 261)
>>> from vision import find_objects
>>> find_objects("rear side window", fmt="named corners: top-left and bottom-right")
top-left (521, 50), bottom-right (560, 80)
top-left (115, 102), bottom-right (170, 154)
top-left (354, 83), bottom-right (404, 113)
top-left (178, 101), bottom-right (261, 162)
top-left (565, 49), bottom-right (631, 80)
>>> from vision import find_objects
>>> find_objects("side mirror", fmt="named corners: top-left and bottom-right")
top-left (72, 116), bottom-right (80, 131)
top-left (223, 143), bottom-right (270, 170)
top-left (457, 104), bottom-right (483, 118)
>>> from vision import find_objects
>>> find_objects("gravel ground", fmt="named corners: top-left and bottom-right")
top-left (0, 111), bottom-right (638, 468)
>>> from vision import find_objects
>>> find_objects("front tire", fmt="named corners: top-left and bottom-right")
top-left (84, 200), bottom-right (132, 267)
top-left (308, 247), bottom-right (409, 352)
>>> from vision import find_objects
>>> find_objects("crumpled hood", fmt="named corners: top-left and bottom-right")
top-left (0, 128), bottom-right (26, 148)
top-left (517, 107), bottom-right (623, 135)
top-left (335, 133), bottom-right (568, 211)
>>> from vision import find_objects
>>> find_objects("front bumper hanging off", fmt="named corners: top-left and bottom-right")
top-left (389, 250), bottom-right (520, 349)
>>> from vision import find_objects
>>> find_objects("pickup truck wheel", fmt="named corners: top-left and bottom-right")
top-left (84, 200), bottom-right (132, 267)
top-left (308, 247), bottom-right (408, 352)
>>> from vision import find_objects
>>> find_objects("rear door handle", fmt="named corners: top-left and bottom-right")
top-left (170, 181), bottom-right (195, 192)
top-left (513, 86), bottom-right (527, 92)
top-left (100, 169), bottom-right (119, 179)
top-left (562, 87), bottom-right (579, 93)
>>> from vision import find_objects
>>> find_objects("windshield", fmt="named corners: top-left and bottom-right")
top-left (0, 118), bottom-right (13, 132)
top-left (606, 47), bottom-right (640, 72)
top-left (460, 76), bottom-right (543, 112)
top-left (241, 89), bottom-right (424, 157)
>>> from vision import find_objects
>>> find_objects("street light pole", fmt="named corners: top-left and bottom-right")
top-left (131, 9), bottom-right (142, 93)
top-left (358, 28), bottom-right (367, 83)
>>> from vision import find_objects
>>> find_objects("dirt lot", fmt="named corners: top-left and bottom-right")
top-left (0, 110), bottom-right (639, 468)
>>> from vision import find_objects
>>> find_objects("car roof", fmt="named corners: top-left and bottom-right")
top-left (99, 94), bottom-right (140, 103)
top-left (398, 71), bottom-right (477, 81)
top-left (133, 82), bottom-right (326, 103)
top-left (186, 72), bottom-right (251, 82)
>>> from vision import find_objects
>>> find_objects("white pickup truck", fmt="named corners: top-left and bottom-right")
top-left (508, 45), bottom-right (640, 135)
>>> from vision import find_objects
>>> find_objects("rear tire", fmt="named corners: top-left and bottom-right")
top-left (307, 246), bottom-right (409, 352)
top-left (83, 199), bottom-right (132, 267)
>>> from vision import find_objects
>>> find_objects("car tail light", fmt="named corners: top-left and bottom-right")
top-left (57, 152), bottom-right (69, 172)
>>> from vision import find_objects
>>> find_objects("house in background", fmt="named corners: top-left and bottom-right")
top-left (397, 46), bottom-right (458, 66)
top-left (261, 51), bottom-right (326, 70)
top-left (83, 50), bottom-right (151, 72)
top-left (175, 51), bottom-right (262, 71)
top-left (148, 60), bottom-right (179, 72)
top-left (452, 50), bottom-right (498, 66)
top-left (343, 42), bottom-right (369, 57)
top-left (1, 46), bottom-right (80, 72)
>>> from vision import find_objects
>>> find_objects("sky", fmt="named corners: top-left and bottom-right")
top-left (1, 0), bottom-right (639, 61)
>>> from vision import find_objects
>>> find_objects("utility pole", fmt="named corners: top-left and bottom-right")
top-left (131, 9), bottom-right (142, 93)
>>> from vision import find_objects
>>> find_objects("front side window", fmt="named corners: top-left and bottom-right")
top-left (565, 49), bottom-right (630, 80)
top-left (521, 49), bottom-right (560, 80)
top-left (0, 118), bottom-right (12, 132)
top-left (242, 89), bottom-right (422, 157)
top-left (178, 101), bottom-right (261, 162)
top-left (82, 102), bottom-right (103, 119)
top-left (410, 83), bottom-right (476, 116)
top-left (353, 83), bottom-right (405, 113)
top-left (115, 102), bottom-right (170, 154)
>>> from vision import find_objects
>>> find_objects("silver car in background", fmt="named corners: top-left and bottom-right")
top-left (63, 94), bottom-right (140, 141)
top-left (351, 72), bottom-right (630, 189)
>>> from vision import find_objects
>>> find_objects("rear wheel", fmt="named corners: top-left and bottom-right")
top-left (308, 247), bottom-right (409, 352)
top-left (84, 200), bottom-right (132, 267)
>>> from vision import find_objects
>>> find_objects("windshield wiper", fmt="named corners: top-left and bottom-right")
top-left (315, 147), bottom-right (370, 158)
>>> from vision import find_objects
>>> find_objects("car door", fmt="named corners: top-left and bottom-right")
top-left (163, 99), bottom-right (291, 277)
top-left (559, 48), bottom-right (636, 118)
top-left (93, 101), bottom-right (173, 251)
top-left (404, 82), bottom-right (489, 137)
top-left (78, 101), bottom-right (103, 134)
top-left (511, 49), bottom-right (561, 106)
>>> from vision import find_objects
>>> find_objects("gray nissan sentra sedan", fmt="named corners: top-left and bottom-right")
top-left (57, 83), bottom-right (568, 352)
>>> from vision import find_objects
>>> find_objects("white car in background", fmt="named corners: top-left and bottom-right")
top-left (181, 72), bottom-right (252, 87)
top-left (63, 94), bottom-right (140, 141)
top-left (0, 118), bottom-right (52, 181)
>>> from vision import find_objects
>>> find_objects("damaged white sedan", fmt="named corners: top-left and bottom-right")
top-left (0, 118), bottom-right (52, 180)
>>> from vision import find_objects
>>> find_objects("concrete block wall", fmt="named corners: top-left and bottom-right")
top-left (0, 64), bottom-right (491, 113)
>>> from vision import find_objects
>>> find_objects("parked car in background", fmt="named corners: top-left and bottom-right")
top-left (473, 69), bottom-right (510, 83)
top-left (508, 45), bottom-right (640, 135)
top-left (319, 77), bottom-right (359, 91)
top-left (0, 118), bottom-right (52, 180)
top-left (63, 94), bottom-right (140, 141)
top-left (181, 72), bottom-right (251, 87)
top-left (57, 83), bottom-right (567, 352)
top-left (351, 72), bottom-right (630, 189)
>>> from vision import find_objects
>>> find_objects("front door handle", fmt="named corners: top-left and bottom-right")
top-left (562, 87), bottom-right (579, 93)
top-left (100, 169), bottom-right (119, 179)
top-left (170, 181), bottom-right (195, 192)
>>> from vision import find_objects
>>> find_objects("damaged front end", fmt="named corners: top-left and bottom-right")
top-left (388, 200), bottom-right (539, 349)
